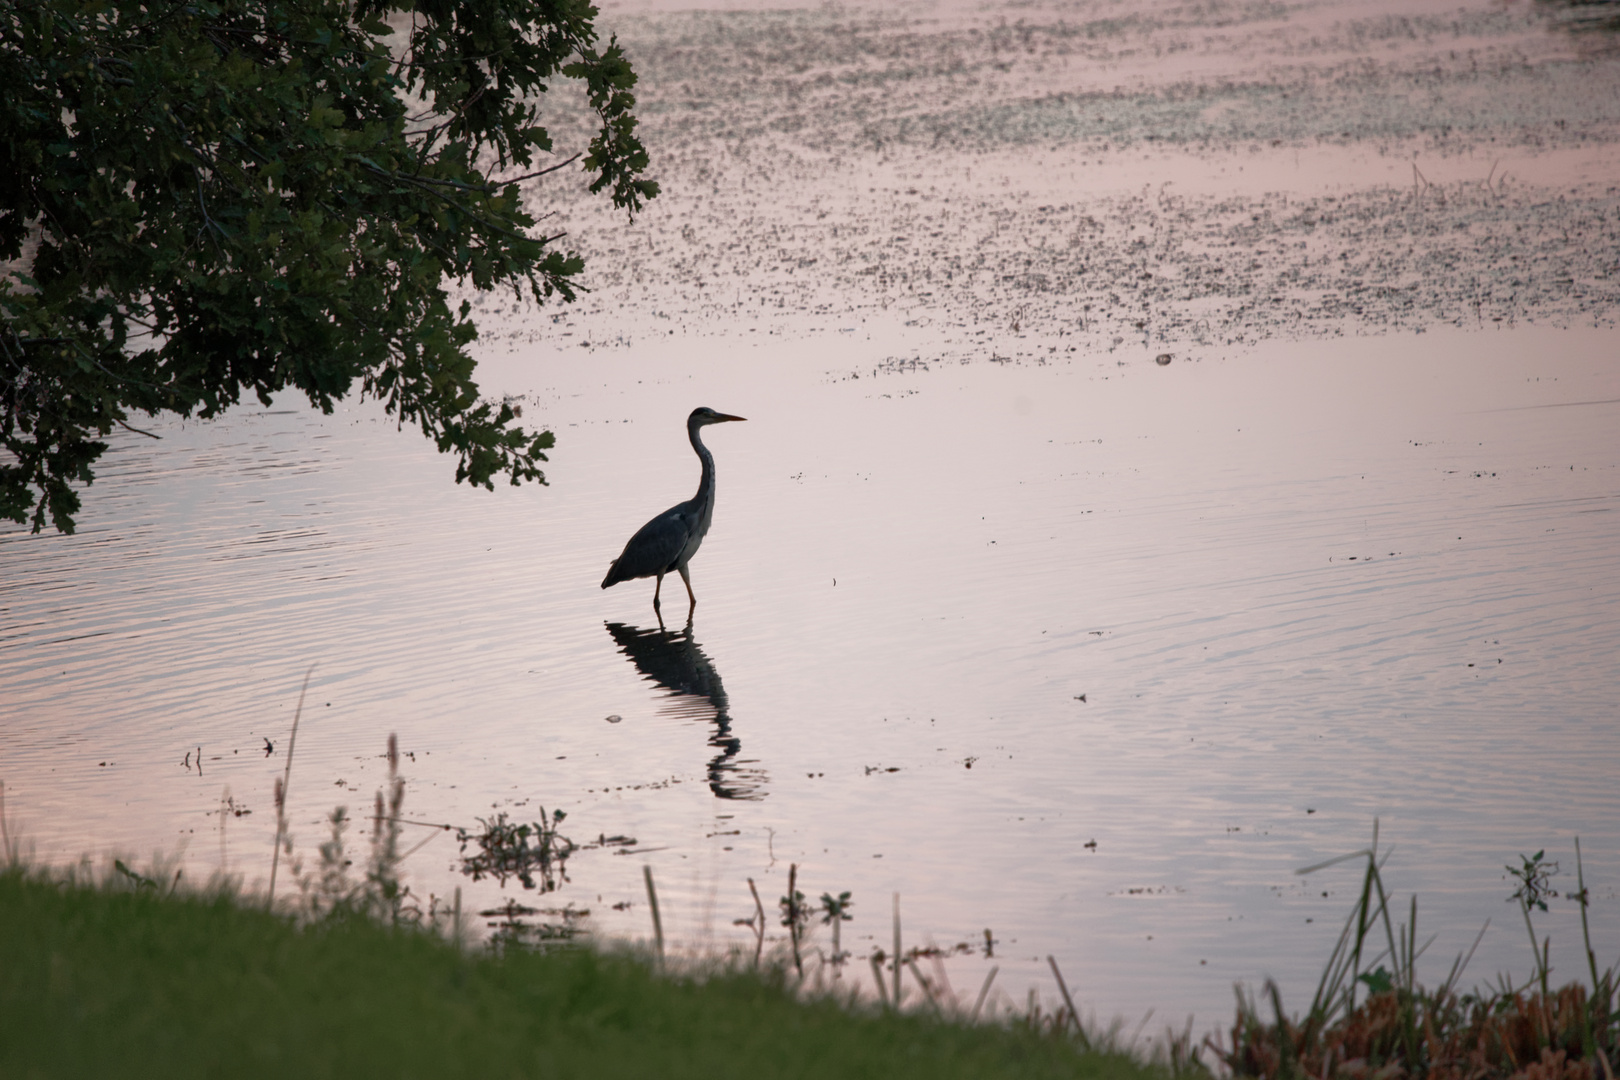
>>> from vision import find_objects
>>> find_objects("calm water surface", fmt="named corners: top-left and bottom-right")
top-left (7, 0), bottom-right (1620, 1033)
top-left (3, 322), bottom-right (1618, 1029)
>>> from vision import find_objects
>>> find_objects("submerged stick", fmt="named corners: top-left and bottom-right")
top-left (788, 863), bottom-right (803, 975)
top-left (644, 865), bottom-right (664, 969)
top-left (266, 663), bottom-right (315, 910)
top-left (972, 965), bottom-right (1000, 1022)
top-left (893, 892), bottom-right (903, 1008)
top-left (1048, 954), bottom-right (1089, 1049)
top-left (906, 957), bottom-right (942, 1014)
top-left (929, 954), bottom-right (956, 1011)
top-left (747, 877), bottom-right (765, 969)
top-left (1127, 1007), bottom-right (1156, 1053)
top-left (218, 785), bottom-right (230, 873)
top-left (0, 780), bottom-right (11, 865)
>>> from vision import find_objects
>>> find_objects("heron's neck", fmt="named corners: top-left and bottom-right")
top-left (689, 421), bottom-right (716, 504)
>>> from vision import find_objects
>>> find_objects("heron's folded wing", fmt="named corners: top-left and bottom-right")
top-left (612, 506), bottom-right (694, 580)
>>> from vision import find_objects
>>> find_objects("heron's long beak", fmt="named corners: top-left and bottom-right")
top-left (713, 413), bottom-right (747, 422)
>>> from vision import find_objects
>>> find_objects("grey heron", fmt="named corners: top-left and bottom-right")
top-left (601, 407), bottom-right (746, 614)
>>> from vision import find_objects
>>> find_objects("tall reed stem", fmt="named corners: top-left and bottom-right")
top-left (266, 663), bottom-right (314, 910)
top-left (644, 865), bottom-right (664, 969)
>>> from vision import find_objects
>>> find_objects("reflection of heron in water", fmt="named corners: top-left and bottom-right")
top-left (605, 620), bottom-right (767, 801)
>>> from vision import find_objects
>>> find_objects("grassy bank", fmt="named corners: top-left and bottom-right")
top-left (0, 868), bottom-right (1161, 1080)
top-left (3, 734), bottom-right (1612, 1080)
top-left (4, 834), bottom-right (1617, 1080)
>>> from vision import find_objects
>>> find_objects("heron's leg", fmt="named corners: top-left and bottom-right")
top-left (652, 572), bottom-right (664, 611)
top-left (678, 564), bottom-right (696, 611)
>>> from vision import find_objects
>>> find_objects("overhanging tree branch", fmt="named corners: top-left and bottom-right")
top-left (0, 0), bottom-right (656, 533)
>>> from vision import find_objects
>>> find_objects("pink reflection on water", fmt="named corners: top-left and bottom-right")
top-left (3, 0), bottom-right (1619, 1034)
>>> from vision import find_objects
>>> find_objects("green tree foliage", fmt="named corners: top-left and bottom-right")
top-left (0, 0), bottom-right (657, 532)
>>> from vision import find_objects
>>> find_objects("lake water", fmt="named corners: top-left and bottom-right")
top-left (3, 0), bottom-right (1620, 1039)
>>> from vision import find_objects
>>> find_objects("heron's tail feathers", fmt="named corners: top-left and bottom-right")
top-left (601, 560), bottom-right (625, 589)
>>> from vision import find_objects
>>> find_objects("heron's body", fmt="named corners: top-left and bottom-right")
top-left (601, 407), bottom-right (746, 613)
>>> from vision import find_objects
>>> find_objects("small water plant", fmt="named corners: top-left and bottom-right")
top-left (821, 889), bottom-right (854, 970)
top-left (455, 808), bottom-right (576, 893)
top-left (1507, 848), bottom-right (1561, 1003)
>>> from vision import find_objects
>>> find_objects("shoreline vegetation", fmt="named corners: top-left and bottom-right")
top-left (2, 732), bottom-right (1616, 1079)
top-left (1215, 830), bottom-right (1618, 1080)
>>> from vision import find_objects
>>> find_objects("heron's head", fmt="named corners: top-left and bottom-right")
top-left (689, 407), bottom-right (747, 426)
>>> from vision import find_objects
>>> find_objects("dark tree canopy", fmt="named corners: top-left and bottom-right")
top-left (0, 0), bottom-right (657, 532)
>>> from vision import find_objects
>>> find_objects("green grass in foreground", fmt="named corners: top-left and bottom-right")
top-left (0, 870), bottom-right (1160, 1080)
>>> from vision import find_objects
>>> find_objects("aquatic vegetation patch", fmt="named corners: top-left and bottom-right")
top-left (515, 0), bottom-right (1620, 363)
top-left (1211, 829), bottom-right (1618, 1080)
top-left (456, 808), bottom-right (577, 893)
